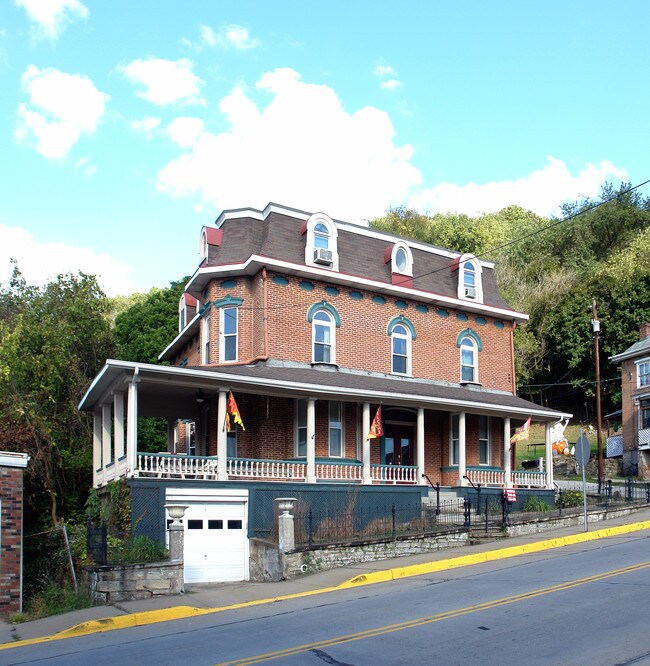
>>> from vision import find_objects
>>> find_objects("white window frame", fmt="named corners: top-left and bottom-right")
top-left (295, 399), bottom-right (308, 457)
top-left (460, 336), bottom-right (478, 383)
top-left (312, 310), bottom-right (335, 364)
top-left (179, 295), bottom-right (187, 332)
top-left (637, 359), bottom-right (650, 388)
top-left (329, 401), bottom-right (344, 458)
top-left (456, 253), bottom-right (483, 302)
top-left (391, 242), bottom-right (413, 276)
top-left (201, 313), bottom-right (211, 364)
top-left (640, 400), bottom-right (650, 430)
top-left (479, 415), bottom-right (490, 465)
top-left (199, 229), bottom-right (208, 262)
top-left (304, 213), bottom-right (339, 271)
top-left (450, 414), bottom-right (459, 466)
top-left (186, 421), bottom-right (196, 457)
top-left (391, 324), bottom-right (412, 376)
top-left (219, 307), bottom-right (238, 363)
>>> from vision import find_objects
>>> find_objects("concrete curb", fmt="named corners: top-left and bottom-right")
top-left (3, 519), bottom-right (650, 651)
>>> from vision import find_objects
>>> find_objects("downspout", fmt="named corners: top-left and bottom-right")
top-left (240, 267), bottom-right (269, 365)
top-left (510, 320), bottom-right (517, 396)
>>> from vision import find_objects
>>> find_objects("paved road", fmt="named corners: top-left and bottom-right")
top-left (7, 528), bottom-right (650, 665)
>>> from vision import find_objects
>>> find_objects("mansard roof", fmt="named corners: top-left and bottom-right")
top-left (188, 203), bottom-right (523, 320)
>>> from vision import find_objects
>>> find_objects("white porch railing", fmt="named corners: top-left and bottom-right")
top-left (315, 462), bottom-right (363, 482)
top-left (639, 428), bottom-right (650, 449)
top-left (228, 458), bottom-right (307, 480)
top-left (370, 464), bottom-right (418, 484)
top-left (465, 469), bottom-right (506, 487)
top-left (511, 471), bottom-right (548, 488)
top-left (136, 453), bottom-right (218, 480)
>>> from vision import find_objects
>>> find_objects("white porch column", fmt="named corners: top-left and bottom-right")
top-left (217, 390), bottom-right (228, 480)
top-left (458, 411), bottom-right (467, 486)
top-left (362, 403), bottom-right (372, 485)
top-left (93, 412), bottom-right (102, 487)
top-left (126, 371), bottom-right (138, 476)
top-left (102, 403), bottom-right (112, 471)
top-left (113, 392), bottom-right (125, 462)
top-left (417, 407), bottom-right (425, 484)
top-left (306, 398), bottom-right (316, 484)
top-left (503, 417), bottom-right (512, 487)
top-left (545, 422), bottom-right (554, 489)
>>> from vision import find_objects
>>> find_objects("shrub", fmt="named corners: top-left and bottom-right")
top-left (522, 495), bottom-right (551, 512)
top-left (558, 490), bottom-right (583, 508)
top-left (14, 584), bottom-right (93, 622)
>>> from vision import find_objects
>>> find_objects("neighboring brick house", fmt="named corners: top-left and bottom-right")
top-left (0, 451), bottom-right (29, 614)
top-left (610, 323), bottom-right (650, 478)
top-left (79, 203), bottom-right (567, 583)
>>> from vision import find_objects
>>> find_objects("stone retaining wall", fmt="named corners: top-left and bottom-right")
top-left (283, 532), bottom-right (468, 578)
top-left (84, 560), bottom-right (183, 604)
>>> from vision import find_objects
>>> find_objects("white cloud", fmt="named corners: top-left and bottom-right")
top-left (156, 68), bottom-right (421, 222)
top-left (121, 57), bottom-right (204, 106)
top-left (15, 0), bottom-right (88, 39)
top-left (15, 65), bottom-right (109, 159)
top-left (130, 116), bottom-right (162, 138)
top-left (167, 117), bottom-right (205, 148)
top-left (197, 23), bottom-right (259, 50)
top-left (73, 156), bottom-right (96, 175)
top-left (374, 65), bottom-right (395, 77)
top-left (409, 157), bottom-right (628, 217)
top-left (0, 225), bottom-right (137, 296)
top-left (380, 79), bottom-right (402, 90)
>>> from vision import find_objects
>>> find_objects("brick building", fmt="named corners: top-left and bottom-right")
top-left (610, 323), bottom-right (650, 477)
top-left (0, 451), bottom-right (29, 614)
top-left (80, 203), bottom-right (568, 583)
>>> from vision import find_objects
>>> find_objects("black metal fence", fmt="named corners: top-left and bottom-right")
top-left (293, 499), bottom-right (468, 548)
top-left (292, 480), bottom-right (650, 549)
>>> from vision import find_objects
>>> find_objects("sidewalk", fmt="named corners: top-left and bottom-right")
top-left (4, 505), bottom-right (650, 648)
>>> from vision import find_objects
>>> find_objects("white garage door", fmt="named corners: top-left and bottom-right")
top-left (182, 501), bottom-right (248, 583)
top-left (165, 488), bottom-right (249, 584)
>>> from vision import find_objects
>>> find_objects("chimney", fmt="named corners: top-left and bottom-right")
top-left (640, 323), bottom-right (650, 340)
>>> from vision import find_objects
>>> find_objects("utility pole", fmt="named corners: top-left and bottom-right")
top-left (592, 299), bottom-right (603, 490)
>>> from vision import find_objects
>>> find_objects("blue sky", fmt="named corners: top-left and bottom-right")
top-left (0, 1), bottom-right (647, 296)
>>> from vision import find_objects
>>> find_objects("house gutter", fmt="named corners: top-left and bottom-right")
top-left (238, 266), bottom-right (269, 366)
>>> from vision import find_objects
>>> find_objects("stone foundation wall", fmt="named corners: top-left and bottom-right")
top-left (283, 532), bottom-right (468, 578)
top-left (84, 561), bottom-right (183, 604)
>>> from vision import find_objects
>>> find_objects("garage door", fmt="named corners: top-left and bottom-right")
top-left (182, 501), bottom-right (248, 583)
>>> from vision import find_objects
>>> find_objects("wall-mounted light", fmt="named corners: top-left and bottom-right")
top-left (195, 389), bottom-right (205, 404)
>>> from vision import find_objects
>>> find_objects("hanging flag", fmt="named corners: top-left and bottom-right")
top-left (510, 417), bottom-right (531, 444)
top-left (367, 405), bottom-right (384, 440)
top-left (226, 390), bottom-right (245, 432)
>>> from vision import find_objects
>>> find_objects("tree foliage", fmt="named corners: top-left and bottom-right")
top-left (0, 266), bottom-right (114, 525)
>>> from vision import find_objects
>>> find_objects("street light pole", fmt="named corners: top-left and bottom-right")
top-left (592, 299), bottom-right (603, 491)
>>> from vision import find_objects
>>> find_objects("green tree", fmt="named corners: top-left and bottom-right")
top-left (0, 267), bottom-right (114, 524)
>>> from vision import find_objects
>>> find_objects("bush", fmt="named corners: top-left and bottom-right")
top-left (12, 584), bottom-right (93, 622)
top-left (558, 490), bottom-right (583, 508)
top-left (522, 495), bottom-right (551, 512)
top-left (108, 535), bottom-right (168, 564)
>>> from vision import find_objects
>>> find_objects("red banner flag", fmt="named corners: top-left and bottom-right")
top-left (510, 417), bottom-right (531, 444)
top-left (367, 405), bottom-right (384, 440)
top-left (226, 391), bottom-right (245, 432)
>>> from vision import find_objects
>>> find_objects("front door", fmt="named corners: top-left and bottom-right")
top-left (383, 424), bottom-right (414, 466)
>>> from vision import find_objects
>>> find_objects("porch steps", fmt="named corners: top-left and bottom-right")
top-left (422, 489), bottom-right (462, 506)
top-left (468, 524), bottom-right (508, 545)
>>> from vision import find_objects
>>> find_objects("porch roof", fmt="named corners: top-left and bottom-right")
top-left (79, 358), bottom-right (569, 422)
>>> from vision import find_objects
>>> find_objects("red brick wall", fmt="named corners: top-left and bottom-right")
top-left (0, 466), bottom-right (24, 615)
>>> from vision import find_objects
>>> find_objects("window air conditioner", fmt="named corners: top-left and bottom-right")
top-left (464, 287), bottom-right (477, 298)
top-left (313, 248), bottom-right (334, 265)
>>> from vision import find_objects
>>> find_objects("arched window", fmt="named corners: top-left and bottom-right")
top-left (391, 324), bottom-right (411, 375)
top-left (455, 253), bottom-right (483, 301)
top-left (459, 335), bottom-right (477, 383)
top-left (312, 310), bottom-right (335, 363)
top-left (390, 242), bottom-right (413, 276)
top-left (304, 213), bottom-right (339, 271)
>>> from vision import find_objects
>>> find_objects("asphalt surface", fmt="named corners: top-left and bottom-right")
top-left (3, 504), bottom-right (650, 649)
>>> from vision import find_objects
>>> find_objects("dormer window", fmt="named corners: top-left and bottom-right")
top-left (391, 242), bottom-right (413, 276)
top-left (199, 226), bottom-right (223, 264)
top-left (303, 213), bottom-right (339, 271)
top-left (454, 253), bottom-right (483, 302)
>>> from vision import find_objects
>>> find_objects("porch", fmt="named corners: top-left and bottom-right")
top-left (95, 451), bottom-right (550, 490)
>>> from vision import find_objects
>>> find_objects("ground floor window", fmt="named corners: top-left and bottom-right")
top-left (450, 414), bottom-right (459, 465)
top-left (227, 430), bottom-right (237, 458)
top-left (329, 401), bottom-right (343, 457)
top-left (641, 400), bottom-right (650, 429)
top-left (186, 421), bottom-right (196, 456)
top-left (296, 399), bottom-right (307, 457)
top-left (479, 415), bottom-right (490, 465)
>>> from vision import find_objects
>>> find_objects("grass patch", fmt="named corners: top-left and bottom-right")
top-left (9, 584), bottom-right (93, 623)
top-left (514, 423), bottom-right (600, 470)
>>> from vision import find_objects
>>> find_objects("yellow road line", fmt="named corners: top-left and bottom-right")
top-left (2, 519), bottom-right (650, 651)
top-left (218, 560), bottom-right (650, 666)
